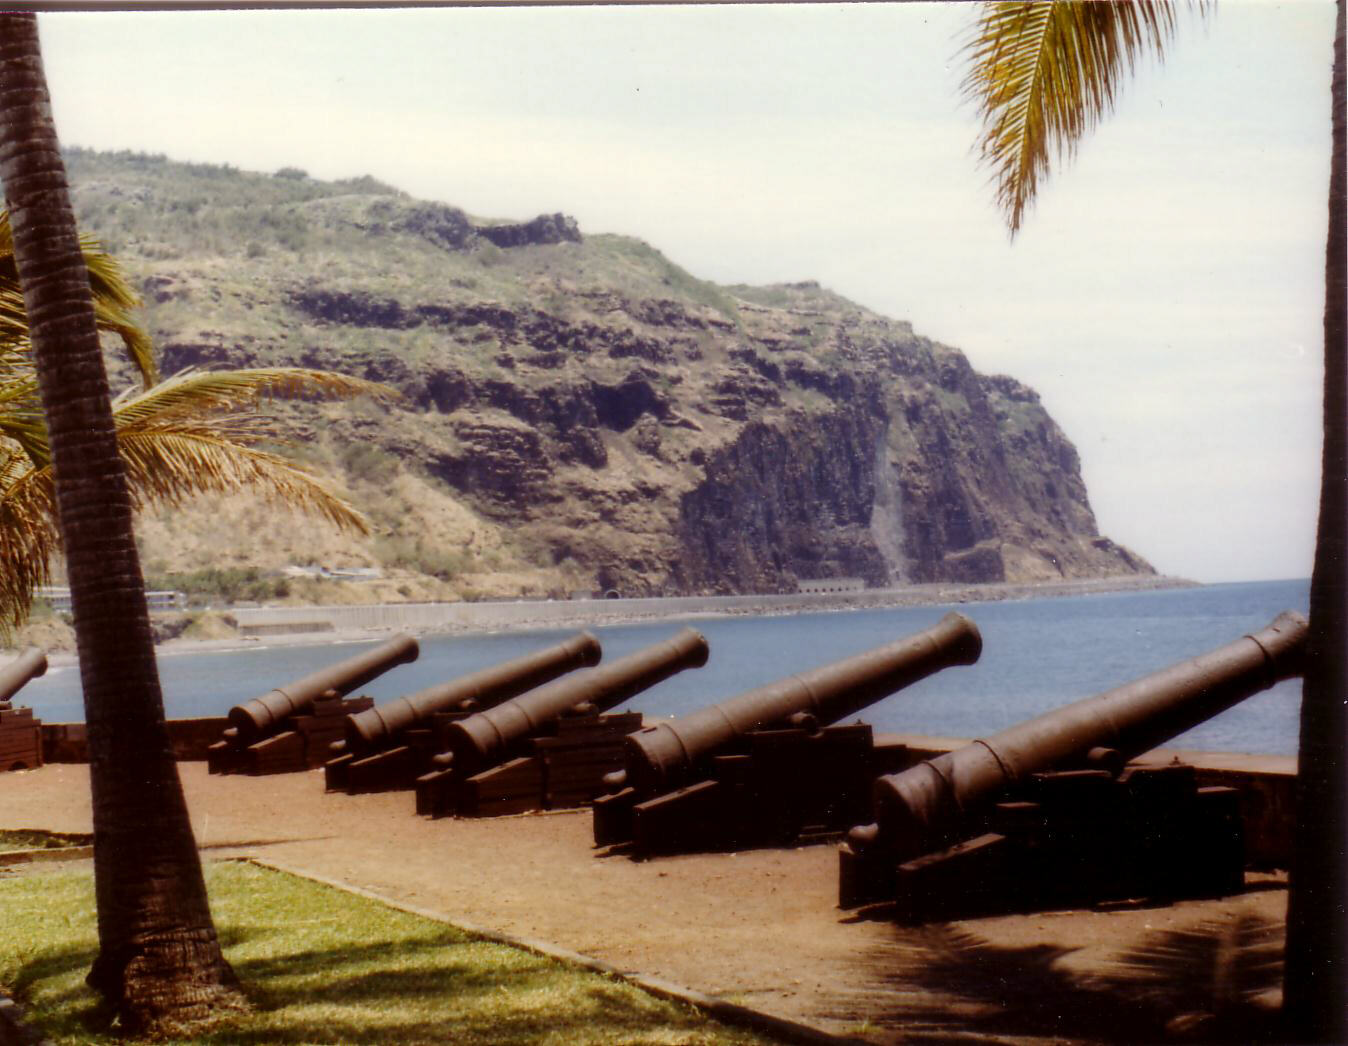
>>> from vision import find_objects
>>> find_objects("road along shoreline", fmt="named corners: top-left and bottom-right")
top-left (190, 574), bottom-right (1197, 651)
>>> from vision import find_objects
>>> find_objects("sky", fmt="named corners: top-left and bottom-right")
top-left (33, 1), bottom-right (1337, 584)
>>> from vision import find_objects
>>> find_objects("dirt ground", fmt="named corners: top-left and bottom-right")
top-left (1, 763), bottom-right (1289, 1044)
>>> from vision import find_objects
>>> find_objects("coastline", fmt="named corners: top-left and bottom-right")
top-left (10, 574), bottom-right (1195, 670)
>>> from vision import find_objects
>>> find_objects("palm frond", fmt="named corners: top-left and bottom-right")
top-left (0, 409), bottom-right (49, 470)
top-left (961, 0), bottom-right (1197, 237)
top-left (0, 386), bottom-right (378, 637)
top-left (11, 422), bottom-right (371, 577)
top-left (0, 210), bottom-right (158, 384)
top-left (109, 366), bottom-right (398, 430)
top-left (111, 427), bottom-right (372, 534)
top-left (0, 451), bottom-right (57, 641)
top-left (103, 369), bottom-right (392, 533)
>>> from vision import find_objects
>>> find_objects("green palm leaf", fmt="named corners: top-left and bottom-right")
top-left (962, 0), bottom-right (1196, 237)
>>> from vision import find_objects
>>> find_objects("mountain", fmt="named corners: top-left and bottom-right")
top-left (64, 148), bottom-right (1152, 602)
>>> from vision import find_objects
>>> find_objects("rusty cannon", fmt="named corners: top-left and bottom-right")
top-left (416, 627), bottom-right (710, 818)
top-left (840, 610), bottom-right (1309, 916)
top-left (0, 647), bottom-right (46, 706)
top-left (209, 634), bottom-right (420, 775)
top-left (343, 632), bottom-right (602, 756)
top-left (0, 647), bottom-right (47, 771)
top-left (593, 612), bottom-right (983, 854)
top-left (327, 632), bottom-right (603, 794)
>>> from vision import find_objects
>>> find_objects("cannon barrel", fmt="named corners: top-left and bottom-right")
top-left (861, 610), bottom-right (1308, 863)
top-left (621, 612), bottom-right (982, 796)
top-left (0, 647), bottom-right (47, 703)
top-left (228, 633), bottom-right (419, 741)
top-left (344, 632), bottom-right (602, 755)
top-left (441, 627), bottom-right (709, 777)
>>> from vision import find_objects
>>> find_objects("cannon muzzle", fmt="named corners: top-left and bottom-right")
top-left (865, 610), bottom-right (1308, 863)
top-left (0, 647), bottom-right (47, 703)
top-left (441, 627), bottom-right (709, 777)
top-left (344, 632), bottom-right (602, 755)
top-left (622, 611), bottom-right (982, 796)
top-left (228, 633), bottom-right (420, 741)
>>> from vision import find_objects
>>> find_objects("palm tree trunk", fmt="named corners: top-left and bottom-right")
top-left (0, 13), bottom-right (245, 1032)
top-left (1283, 0), bottom-right (1347, 1040)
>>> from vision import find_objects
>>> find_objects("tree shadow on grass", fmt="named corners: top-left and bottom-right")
top-left (9, 926), bottom-right (267, 1033)
top-left (824, 912), bottom-right (1286, 1044)
top-left (16, 926), bottom-right (754, 1045)
top-left (9, 924), bottom-right (255, 1000)
top-left (206, 933), bottom-right (754, 1045)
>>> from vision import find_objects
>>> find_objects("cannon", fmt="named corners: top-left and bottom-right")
top-left (210, 634), bottom-right (419, 775)
top-left (621, 612), bottom-right (980, 795)
top-left (343, 631), bottom-right (602, 756)
top-left (0, 647), bottom-right (46, 705)
top-left (226, 633), bottom-right (419, 743)
top-left (326, 632), bottom-right (602, 794)
top-left (0, 647), bottom-right (46, 771)
top-left (841, 610), bottom-right (1309, 914)
top-left (416, 627), bottom-right (709, 817)
top-left (594, 612), bottom-right (983, 854)
top-left (439, 627), bottom-right (707, 777)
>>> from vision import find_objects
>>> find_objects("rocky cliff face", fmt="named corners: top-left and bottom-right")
top-left (67, 149), bottom-right (1152, 598)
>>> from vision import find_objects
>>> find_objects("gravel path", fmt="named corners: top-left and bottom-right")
top-left (1, 763), bottom-right (1288, 1043)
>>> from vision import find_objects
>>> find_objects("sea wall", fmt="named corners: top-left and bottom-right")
top-left (41, 717), bottom-right (227, 763)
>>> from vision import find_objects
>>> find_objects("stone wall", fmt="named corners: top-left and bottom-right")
top-left (42, 717), bottom-right (227, 763)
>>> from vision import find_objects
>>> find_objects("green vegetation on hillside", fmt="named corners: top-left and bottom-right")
top-left (144, 567), bottom-right (291, 605)
top-left (65, 147), bottom-right (406, 259)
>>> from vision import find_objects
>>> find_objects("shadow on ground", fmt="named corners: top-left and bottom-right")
top-left (820, 910), bottom-right (1287, 1044)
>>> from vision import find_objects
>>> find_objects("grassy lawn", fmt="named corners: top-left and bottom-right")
top-left (0, 861), bottom-right (783, 1045)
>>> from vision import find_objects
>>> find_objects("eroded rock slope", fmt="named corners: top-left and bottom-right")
top-left (68, 149), bottom-right (1151, 597)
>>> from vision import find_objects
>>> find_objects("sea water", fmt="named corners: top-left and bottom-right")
top-left (17, 578), bottom-right (1310, 756)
